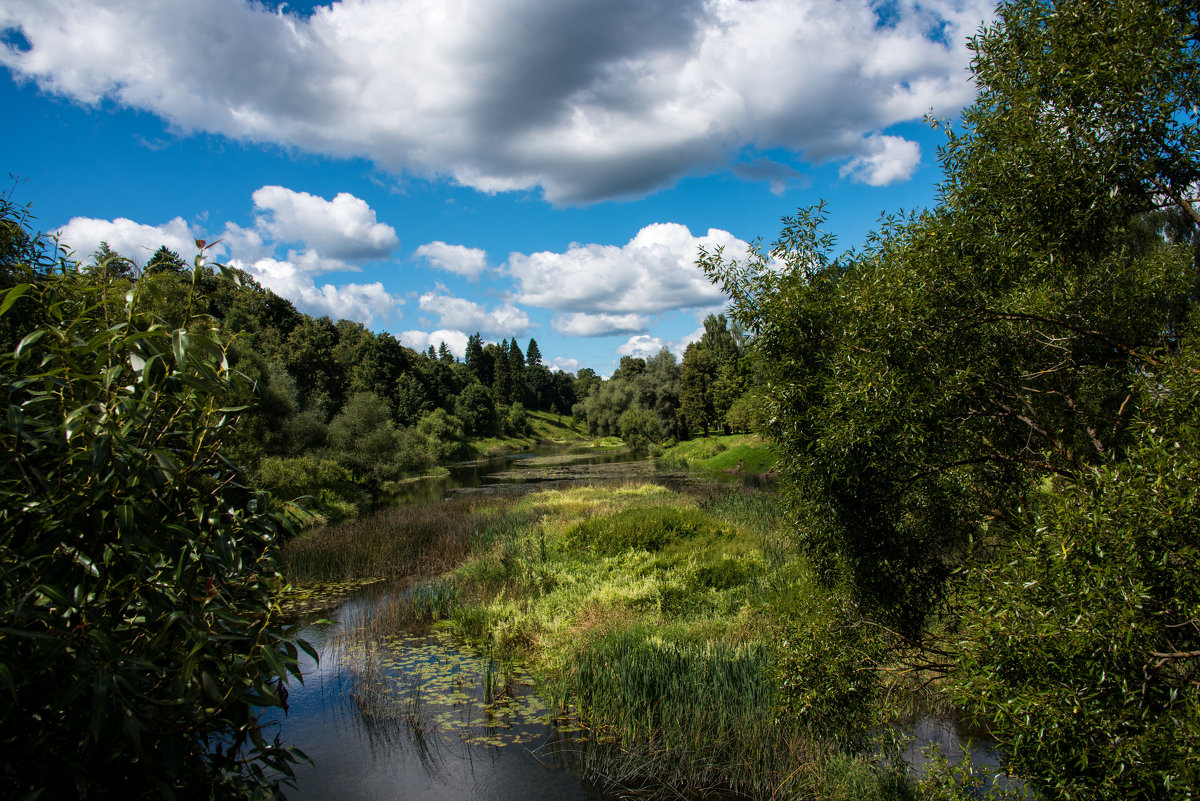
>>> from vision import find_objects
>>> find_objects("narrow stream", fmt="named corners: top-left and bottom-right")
top-left (274, 445), bottom-right (643, 801)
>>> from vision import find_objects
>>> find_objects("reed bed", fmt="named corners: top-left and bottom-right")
top-left (558, 627), bottom-right (808, 799)
top-left (283, 495), bottom-right (526, 583)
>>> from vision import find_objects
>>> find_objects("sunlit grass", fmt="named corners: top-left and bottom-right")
top-left (660, 434), bottom-right (778, 475)
top-left (292, 478), bottom-right (917, 799)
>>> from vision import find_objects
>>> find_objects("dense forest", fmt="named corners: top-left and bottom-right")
top-left (2, 0), bottom-right (1198, 798)
top-left (2, 212), bottom-right (760, 522)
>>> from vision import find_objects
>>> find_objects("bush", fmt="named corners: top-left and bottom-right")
top-left (0, 225), bottom-right (307, 799)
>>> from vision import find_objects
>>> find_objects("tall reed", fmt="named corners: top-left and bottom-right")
top-left (558, 627), bottom-right (811, 799)
top-left (283, 495), bottom-right (520, 583)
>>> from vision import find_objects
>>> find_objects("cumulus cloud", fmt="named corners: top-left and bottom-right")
top-left (252, 185), bottom-right (398, 260)
top-left (417, 290), bottom-right (532, 336)
top-left (549, 356), bottom-right (579, 373)
top-left (509, 222), bottom-right (745, 315)
top-left (838, 134), bottom-right (922, 186)
top-left (673, 325), bottom-right (707, 354)
top-left (0, 0), bottom-right (990, 203)
top-left (414, 241), bottom-right (488, 279)
top-left (617, 334), bottom-right (666, 358)
top-left (398, 328), bottom-right (469, 358)
top-left (552, 312), bottom-right (648, 338)
top-left (51, 183), bottom-right (408, 327)
top-left (237, 257), bottom-right (401, 325)
top-left (56, 216), bottom-right (202, 266)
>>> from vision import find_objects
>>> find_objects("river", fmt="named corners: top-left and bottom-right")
top-left (273, 444), bottom-right (1012, 800)
top-left (275, 445), bottom-right (655, 801)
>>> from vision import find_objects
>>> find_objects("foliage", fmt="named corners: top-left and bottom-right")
top-left (0, 227), bottom-right (307, 798)
top-left (326, 391), bottom-right (407, 489)
top-left (416, 407), bottom-right (468, 463)
top-left (455, 380), bottom-right (499, 437)
top-left (257, 455), bottom-right (365, 523)
top-left (700, 0), bottom-right (1200, 795)
top-left (950, 327), bottom-right (1200, 799)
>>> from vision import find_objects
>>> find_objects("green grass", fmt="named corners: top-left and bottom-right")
top-left (660, 434), bottom-right (778, 475)
top-left (471, 410), bottom-right (593, 455)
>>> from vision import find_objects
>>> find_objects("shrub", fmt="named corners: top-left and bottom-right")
top-left (0, 224), bottom-right (307, 799)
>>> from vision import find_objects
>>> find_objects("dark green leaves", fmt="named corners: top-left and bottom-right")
top-left (0, 211), bottom-right (306, 799)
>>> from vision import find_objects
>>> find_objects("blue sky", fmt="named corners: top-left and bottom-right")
top-left (1, 0), bottom-right (992, 375)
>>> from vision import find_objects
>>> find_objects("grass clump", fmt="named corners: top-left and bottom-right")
top-left (660, 434), bottom-right (778, 475)
top-left (283, 495), bottom-right (521, 583)
top-left (563, 505), bottom-right (731, 555)
top-left (560, 627), bottom-right (797, 798)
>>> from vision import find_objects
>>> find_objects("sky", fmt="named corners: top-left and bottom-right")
top-left (1, 0), bottom-right (994, 376)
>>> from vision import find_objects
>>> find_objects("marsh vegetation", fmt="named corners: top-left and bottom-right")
top-left (279, 462), bottom-right (978, 801)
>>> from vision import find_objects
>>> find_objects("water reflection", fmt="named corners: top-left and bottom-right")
top-left (384, 445), bottom-right (637, 507)
top-left (276, 587), bottom-right (611, 801)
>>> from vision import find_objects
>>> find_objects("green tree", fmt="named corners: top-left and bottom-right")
top-left (416, 408), bottom-right (468, 463)
top-left (326, 391), bottom-right (405, 489)
top-left (455, 381), bottom-right (500, 437)
top-left (525, 337), bottom-right (542, 367)
top-left (702, 0), bottom-right (1200, 794)
top-left (679, 343), bottom-right (717, 437)
top-left (144, 244), bottom-right (188, 276)
top-left (0, 222), bottom-right (307, 798)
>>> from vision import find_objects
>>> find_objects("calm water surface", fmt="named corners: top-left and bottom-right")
top-left (276, 446), bottom-right (1014, 799)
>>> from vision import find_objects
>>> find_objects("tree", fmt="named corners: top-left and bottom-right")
top-left (326, 391), bottom-right (405, 489)
top-left (0, 216), bottom-right (306, 798)
top-left (144, 244), bottom-right (188, 276)
top-left (491, 340), bottom-right (513, 405)
top-left (464, 333), bottom-right (486, 381)
top-left (86, 241), bottom-right (135, 280)
top-left (525, 337), bottom-right (542, 367)
top-left (703, 0), bottom-right (1200, 795)
top-left (455, 381), bottom-right (500, 437)
top-left (679, 343), bottom-right (717, 437)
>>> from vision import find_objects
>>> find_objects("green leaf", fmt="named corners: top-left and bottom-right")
top-left (0, 282), bottom-right (31, 316)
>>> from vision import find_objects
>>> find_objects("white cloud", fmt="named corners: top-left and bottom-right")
top-left (237, 257), bottom-right (401, 326)
top-left (509, 222), bottom-right (746, 315)
top-left (414, 241), bottom-right (488, 279)
top-left (55, 215), bottom-right (201, 266)
top-left (417, 290), bottom-right (532, 336)
top-left (1, 0), bottom-right (990, 203)
top-left (617, 334), bottom-right (665, 358)
top-left (672, 325), bottom-right (707, 354)
top-left (839, 134), bottom-right (922, 186)
top-left (252, 185), bottom-right (398, 261)
top-left (552, 312), bottom-right (648, 338)
top-left (399, 328), bottom-right (469, 358)
top-left (549, 356), bottom-right (579, 373)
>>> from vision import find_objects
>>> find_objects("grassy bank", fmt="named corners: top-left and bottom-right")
top-left (471, 410), bottom-right (597, 455)
top-left (659, 434), bottom-right (778, 475)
